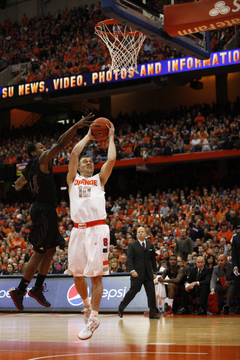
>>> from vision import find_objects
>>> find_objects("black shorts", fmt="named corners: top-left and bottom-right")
top-left (29, 202), bottom-right (65, 253)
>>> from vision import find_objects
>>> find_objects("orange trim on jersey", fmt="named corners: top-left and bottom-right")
top-left (74, 219), bottom-right (106, 229)
top-left (103, 260), bottom-right (108, 265)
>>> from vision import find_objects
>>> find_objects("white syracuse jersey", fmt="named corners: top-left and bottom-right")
top-left (68, 172), bottom-right (109, 277)
top-left (69, 173), bottom-right (106, 223)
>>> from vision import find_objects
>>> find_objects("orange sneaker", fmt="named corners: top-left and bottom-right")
top-left (165, 306), bottom-right (173, 315)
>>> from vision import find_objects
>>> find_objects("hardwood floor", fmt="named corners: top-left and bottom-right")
top-left (0, 313), bottom-right (239, 360)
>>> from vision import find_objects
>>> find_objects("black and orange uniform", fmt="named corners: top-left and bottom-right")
top-left (165, 265), bottom-right (187, 296)
top-left (22, 156), bottom-right (64, 253)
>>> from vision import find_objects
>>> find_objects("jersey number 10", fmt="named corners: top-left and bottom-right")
top-left (78, 185), bottom-right (91, 197)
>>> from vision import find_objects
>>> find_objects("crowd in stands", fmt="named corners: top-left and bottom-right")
top-left (0, 3), bottom-right (239, 81)
top-left (0, 184), bottom-right (240, 313)
top-left (1, 98), bottom-right (240, 166)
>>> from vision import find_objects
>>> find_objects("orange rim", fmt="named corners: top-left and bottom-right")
top-left (95, 19), bottom-right (144, 37)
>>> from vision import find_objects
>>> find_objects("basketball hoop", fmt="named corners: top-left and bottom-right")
top-left (95, 19), bottom-right (146, 75)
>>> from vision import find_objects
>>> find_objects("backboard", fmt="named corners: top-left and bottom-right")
top-left (101, 0), bottom-right (211, 59)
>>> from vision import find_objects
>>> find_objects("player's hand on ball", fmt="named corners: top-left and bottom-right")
top-left (86, 126), bottom-right (97, 141)
top-left (107, 121), bottom-right (115, 137)
top-left (77, 112), bottom-right (95, 128)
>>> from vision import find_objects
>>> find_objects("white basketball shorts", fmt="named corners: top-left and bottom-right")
top-left (68, 224), bottom-right (109, 277)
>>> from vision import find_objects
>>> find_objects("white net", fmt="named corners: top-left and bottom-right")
top-left (95, 21), bottom-right (146, 74)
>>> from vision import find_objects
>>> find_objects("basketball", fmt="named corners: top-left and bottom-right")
top-left (91, 117), bottom-right (110, 140)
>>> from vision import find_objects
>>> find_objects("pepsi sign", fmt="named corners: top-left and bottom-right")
top-left (0, 275), bottom-right (148, 312)
top-left (67, 284), bottom-right (90, 306)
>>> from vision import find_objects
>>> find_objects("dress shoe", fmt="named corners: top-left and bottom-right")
top-left (118, 306), bottom-right (123, 318)
top-left (198, 307), bottom-right (207, 315)
top-left (179, 307), bottom-right (190, 315)
top-left (149, 314), bottom-right (160, 319)
top-left (223, 305), bottom-right (229, 315)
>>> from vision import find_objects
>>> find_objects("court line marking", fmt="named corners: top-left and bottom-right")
top-left (28, 351), bottom-right (208, 360)
top-left (148, 343), bottom-right (175, 345)
top-left (6, 339), bottom-right (20, 341)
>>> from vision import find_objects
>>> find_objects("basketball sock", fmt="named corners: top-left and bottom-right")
top-left (89, 310), bottom-right (98, 322)
top-left (168, 299), bottom-right (173, 307)
top-left (18, 277), bottom-right (30, 292)
top-left (35, 274), bottom-right (46, 288)
top-left (83, 297), bottom-right (91, 308)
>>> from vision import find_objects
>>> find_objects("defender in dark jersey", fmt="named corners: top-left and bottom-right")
top-left (158, 254), bottom-right (186, 314)
top-left (9, 113), bottom-right (94, 311)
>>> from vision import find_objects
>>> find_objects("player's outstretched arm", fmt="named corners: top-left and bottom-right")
top-left (99, 122), bottom-right (116, 186)
top-left (67, 127), bottom-right (96, 187)
top-left (40, 113), bottom-right (94, 165)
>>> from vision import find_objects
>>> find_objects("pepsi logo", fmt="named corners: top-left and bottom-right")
top-left (67, 284), bottom-right (83, 306)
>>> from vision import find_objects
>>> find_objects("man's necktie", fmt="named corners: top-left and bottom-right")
top-left (142, 242), bottom-right (145, 250)
top-left (197, 270), bottom-right (201, 280)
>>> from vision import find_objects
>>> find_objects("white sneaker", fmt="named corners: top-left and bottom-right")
top-left (78, 319), bottom-right (99, 340)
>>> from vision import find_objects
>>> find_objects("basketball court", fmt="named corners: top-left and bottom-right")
top-left (1, 312), bottom-right (239, 360)
top-left (1, 2), bottom-right (239, 360)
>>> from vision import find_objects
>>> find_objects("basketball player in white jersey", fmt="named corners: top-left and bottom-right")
top-left (67, 121), bottom-right (116, 340)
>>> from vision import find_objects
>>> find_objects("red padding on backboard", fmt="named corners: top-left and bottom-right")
top-left (164, 0), bottom-right (240, 37)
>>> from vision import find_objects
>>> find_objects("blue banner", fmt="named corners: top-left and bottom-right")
top-left (0, 275), bottom-right (149, 312)
top-left (1, 49), bottom-right (239, 100)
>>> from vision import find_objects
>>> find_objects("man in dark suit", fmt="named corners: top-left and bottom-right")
top-left (210, 254), bottom-right (235, 314)
top-left (231, 225), bottom-right (240, 313)
top-left (179, 256), bottom-right (211, 315)
top-left (118, 226), bottom-right (159, 319)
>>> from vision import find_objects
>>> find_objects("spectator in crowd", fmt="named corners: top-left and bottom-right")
top-left (5, 263), bottom-right (15, 275)
top-left (193, 238), bottom-right (203, 254)
top-left (175, 229), bottom-right (193, 261)
top-left (217, 223), bottom-right (232, 243)
top-left (48, 262), bottom-right (61, 274)
top-left (160, 201), bottom-right (170, 216)
top-left (228, 210), bottom-right (240, 230)
top-left (194, 112), bottom-right (206, 129)
top-left (190, 134), bottom-right (201, 152)
top-left (121, 263), bottom-right (129, 272)
top-left (0, 261), bottom-right (6, 275)
top-left (59, 253), bottom-right (68, 273)
top-left (190, 219), bottom-right (204, 244)
top-left (206, 254), bottom-right (216, 274)
top-left (9, 233), bottom-right (27, 253)
top-left (109, 257), bottom-right (123, 273)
